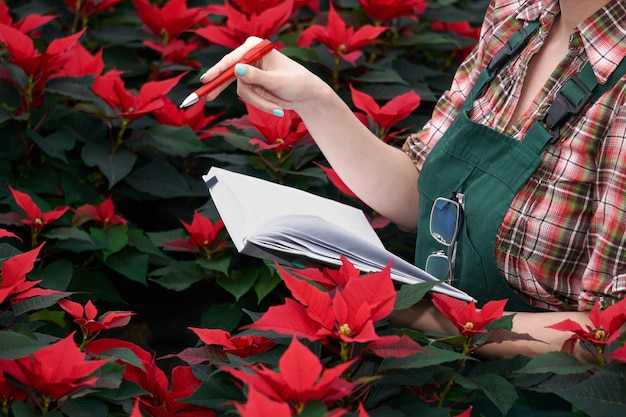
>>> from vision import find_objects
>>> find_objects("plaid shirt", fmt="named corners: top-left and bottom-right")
top-left (403, 0), bottom-right (626, 311)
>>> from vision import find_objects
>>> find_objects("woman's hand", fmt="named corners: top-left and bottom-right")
top-left (199, 36), bottom-right (329, 115)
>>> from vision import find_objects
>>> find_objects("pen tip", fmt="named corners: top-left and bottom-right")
top-left (180, 93), bottom-right (199, 108)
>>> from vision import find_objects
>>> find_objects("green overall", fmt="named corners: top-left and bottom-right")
top-left (413, 21), bottom-right (626, 415)
top-left (415, 21), bottom-right (626, 313)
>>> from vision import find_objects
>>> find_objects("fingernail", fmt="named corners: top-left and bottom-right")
top-left (272, 108), bottom-right (284, 117)
top-left (235, 64), bottom-right (246, 76)
top-left (199, 71), bottom-right (207, 80)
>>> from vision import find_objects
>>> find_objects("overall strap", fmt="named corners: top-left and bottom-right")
top-left (525, 56), bottom-right (626, 152)
top-left (470, 20), bottom-right (542, 103)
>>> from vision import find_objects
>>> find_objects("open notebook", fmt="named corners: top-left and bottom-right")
top-left (204, 166), bottom-right (473, 301)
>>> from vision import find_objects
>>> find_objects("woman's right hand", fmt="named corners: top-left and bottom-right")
top-left (199, 36), bottom-right (332, 116)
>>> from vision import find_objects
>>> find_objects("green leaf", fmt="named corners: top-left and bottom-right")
top-left (182, 371), bottom-right (244, 409)
top-left (12, 293), bottom-right (68, 316)
top-left (44, 227), bottom-right (106, 253)
top-left (124, 159), bottom-right (195, 198)
top-left (105, 248), bottom-right (149, 284)
top-left (217, 267), bottom-right (258, 301)
top-left (31, 130), bottom-right (76, 163)
top-left (352, 69), bottom-right (409, 85)
top-left (149, 260), bottom-right (205, 291)
top-left (299, 400), bottom-right (328, 417)
top-left (394, 281), bottom-right (438, 310)
top-left (196, 256), bottom-right (231, 275)
top-left (81, 142), bottom-right (137, 188)
top-left (146, 124), bottom-right (208, 157)
top-left (254, 265), bottom-right (282, 304)
top-left (60, 397), bottom-right (108, 417)
top-left (200, 301), bottom-right (246, 332)
top-left (28, 259), bottom-right (73, 291)
top-left (0, 330), bottom-right (45, 359)
top-left (90, 225), bottom-right (129, 260)
top-left (91, 347), bottom-right (146, 372)
top-left (455, 373), bottom-right (518, 416)
top-left (547, 367), bottom-right (626, 417)
top-left (379, 345), bottom-right (472, 371)
top-left (517, 352), bottom-right (594, 375)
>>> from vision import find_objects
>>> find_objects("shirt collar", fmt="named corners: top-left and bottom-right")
top-left (515, 0), bottom-right (626, 84)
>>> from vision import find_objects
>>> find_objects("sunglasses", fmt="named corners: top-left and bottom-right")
top-left (425, 193), bottom-right (464, 284)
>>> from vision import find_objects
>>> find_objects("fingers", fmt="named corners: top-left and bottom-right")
top-left (199, 36), bottom-right (264, 100)
top-left (233, 63), bottom-right (285, 117)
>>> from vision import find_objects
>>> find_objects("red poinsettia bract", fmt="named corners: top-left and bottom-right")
top-left (225, 337), bottom-right (357, 413)
top-left (357, 0), bottom-right (428, 23)
top-left (0, 244), bottom-right (46, 305)
top-left (546, 298), bottom-right (626, 362)
top-left (430, 292), bottom-right (507, 340)
top-left (189, 328), bottom-right (276, 359)
top-left (132, 0), bottom-right (215, 41)
top-left (161, 211), bottom-right (227, 259)
top-left (192, 0), bottom-right (294, 49)
top-left (244, 257), bottom-right (424, 358)
top-left (87, 338), bottom-right (216, 417)
top-left (228, 0), bottom-right (319, 15)
top-left (153, 97), bottom-right (223, 137)
top-left (73, 196), bottom-right (128, 230)
top-left (0, 333), bottom-right (108, 410)
top-left (9, 186), bottom-right (70, 232)
top-left (0, 2), bottom-right (55, 34)
top-left (297, 4), bottom-right (387, 66)
top-left (350, 85), bottom-right (421, 142)
top-left (246, 103), bottom-right (310, 155)
top-left (92, 70), bottom-right (184, 121)
top-left (0, 24), bottom-right (85, 111)
top-left (59, 299), bottom-right (134, 345)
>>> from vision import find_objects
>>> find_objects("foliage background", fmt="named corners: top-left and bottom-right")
top-left (14, 1), bottom-right (626, 416)
top-left (0, 0), bottom-right (488, 357)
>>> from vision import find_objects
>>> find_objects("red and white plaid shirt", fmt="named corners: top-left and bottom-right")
top-left (403, 0), bottom-right (626, 311)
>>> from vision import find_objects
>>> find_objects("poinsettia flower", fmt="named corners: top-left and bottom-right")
top-left (8, 186), bottom-right (70, 243)
top-left (189, 328), bottom-right (276, 358)
top-left (0, 370), bottom-right (28, 412)
top-left (87, 338), bottom-right (216, 416)
top-left (0, 332), bottom-right (108, 406)
top-left (59, 299), bottom-right (134, 341)
top-left (297, 4), bottom-right (387, 65)
top-left (349, 85), bottom-right (421, 141)
top-left (0, 24), bottom-right (86, 110)
top-left (92, 70), bottom-right (185, 121)
top-left (430, 292), bottom-right (507, 340)
top-left (0, 2), bottom-right (56, 34)
top-left (73, 196), bottom-right (128, 230)
top-left (244, 257), bottom-right (424, 358)
top-left (153, 96), bottom-right (222, 137)
top-left (132, 0), bottom-right (216, 41)
top-left (161, 211), bottom-right (227, 259)
top-left (224, 337), bottom-right (357, 412)
top-left (0, 244), bottom-right (44, 305)
top-left (547, 299), bottom-right (626, 357)
top-left (192, 0), bottom-right (294, 49)
top-left (357, 0), bottom-right (428, 23)
top-left (246, 104), bottom-right (310, 155)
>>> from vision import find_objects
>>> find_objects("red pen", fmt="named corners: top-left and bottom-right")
top-left (179, 39), bottom-right (276, 108)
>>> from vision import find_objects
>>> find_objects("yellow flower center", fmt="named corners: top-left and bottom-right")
top-left (339, 323), bottom-right (352, 337)
top-left (595, 328), bottom-right (606, 341)
top-left (464, 322), bottom-right (474, 330)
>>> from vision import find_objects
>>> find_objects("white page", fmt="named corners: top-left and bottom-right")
top-left (204, 167), bottom-right (383, 251)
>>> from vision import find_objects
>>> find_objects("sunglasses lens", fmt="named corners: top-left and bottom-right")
top-left (430, 198), bottom-right (459, 245)
top-left (426, 253), bottom-right (451, 280)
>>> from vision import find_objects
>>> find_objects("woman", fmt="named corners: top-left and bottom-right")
top-left (198, 0), bottom-right (625, 362)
